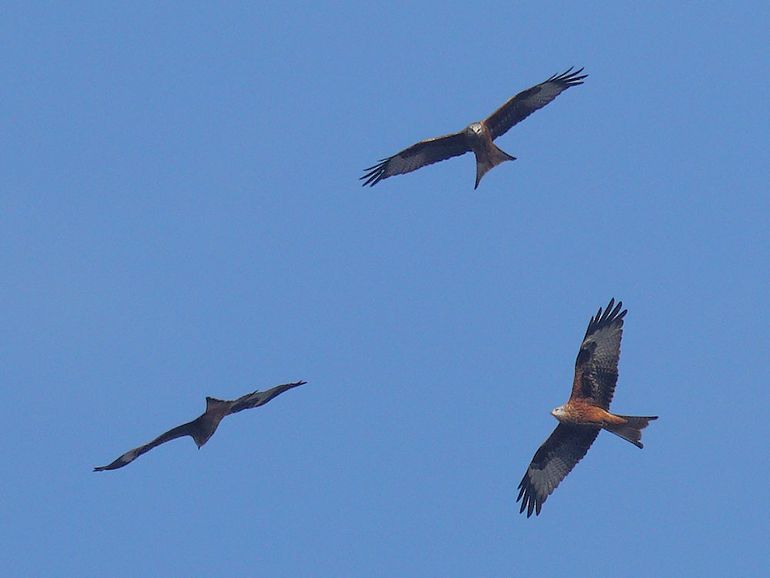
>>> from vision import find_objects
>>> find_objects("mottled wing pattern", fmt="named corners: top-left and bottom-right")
top-left (571, 298), bottom-right (627, 409)
top-left (516, 424), bottom-right (600, 517)
top-left (229, 380), bottom-right (307, 414)
top-left (360, 132), bottom-right (470, 186)
top-left (485, 67), bottom-right (587, 140)
top-left (93, 421), bottom-right (197, 471)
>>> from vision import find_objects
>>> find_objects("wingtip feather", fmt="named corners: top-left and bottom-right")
top-left (547, 66), bottom-right (588, 86)
top-left (360, 157), bottom-right (393, 186)
top-left (585, 298), bottom-right (626, 337)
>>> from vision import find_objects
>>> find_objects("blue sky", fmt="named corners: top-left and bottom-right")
top-left (2, 3), bottom-right (769, 576)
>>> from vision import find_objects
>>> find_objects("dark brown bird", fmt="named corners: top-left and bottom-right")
top-left (516, 300), bottom-right (657, 517)
top-left (94, 381), bottom-right (306, 471)
top-left (361, 67), bottom-right (587, 189)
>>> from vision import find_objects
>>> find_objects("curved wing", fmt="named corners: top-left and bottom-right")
top-left (516, 424), bottom-right (600, 517)
top-left (570, 298), bottom-right (626, 409)
top-left (229, 380), bottom-right (306, 414)
top-left (485, 67), bottom-right (587, 140)
top-left (360, 132), bottom-right (470, 186)
top-left (93, 421), bottom-right (197, 471)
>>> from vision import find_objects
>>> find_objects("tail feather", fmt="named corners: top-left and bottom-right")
top-left (604, 415), bottom-right (658, 448)
top-left (474, 145), bottom-right (516, 189)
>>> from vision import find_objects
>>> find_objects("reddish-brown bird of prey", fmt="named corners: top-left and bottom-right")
top-left (361, 67), bottom-right (587, 189)
top-left (94, 381), bottom-right (306, 471)
top-left (516, 300), bottom-right (657, 517)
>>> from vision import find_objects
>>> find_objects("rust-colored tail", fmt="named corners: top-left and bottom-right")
top-left (604, 415), bottom-right (658, 448)
top-left (474, 145), bottom-right (516, 189)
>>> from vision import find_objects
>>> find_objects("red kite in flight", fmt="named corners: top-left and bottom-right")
top-left (516, 300), bottom-right (657, 517)
top-left (94, 381), bottom-right (306, 471)
top-left (361, 67), bottom-right (587, 189)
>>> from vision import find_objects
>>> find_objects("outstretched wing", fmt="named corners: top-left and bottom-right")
top-left (516, 424), bottom-right (600, 517)
top-left (571, 298), bottom-right (626, 409)
top-left (360, 132), bottom-right (470, 186)
top-left (229, 380), bottom-right (307, 414)
top-left (93, 421), bottom-right (197, 471)
top-left (484, 67), bottom-right (587, 140)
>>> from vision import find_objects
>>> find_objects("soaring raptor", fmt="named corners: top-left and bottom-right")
top-left (94, 381), bottom-right (306, 471)
top-left (361, 67), bottom-right (586, 189)
top-left (516, 300), bottom-right (657, 517)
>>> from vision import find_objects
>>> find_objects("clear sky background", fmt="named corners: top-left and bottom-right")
top-left (2, 3), bottom-right (769, 577)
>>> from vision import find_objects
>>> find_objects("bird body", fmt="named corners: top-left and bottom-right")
top-left (463, 122), bottom-right (517, 188)
top-left (552, 401), bottom-right (656, 448)
top-left (552, 400), bottom-right (626, 427)
top-left (361, 68), bottom-right (586, 189)
top-left (516, 300), bottom-right (657, 517)
top-left (94, 381), bottom-right (306, 471)
top-left (189, 397), bottom-right (231, 447)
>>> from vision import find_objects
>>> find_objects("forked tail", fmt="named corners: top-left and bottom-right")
top-left (604, 415), bottom-right (658, 448)
top-left (474, 144), bottom-right (516, 189)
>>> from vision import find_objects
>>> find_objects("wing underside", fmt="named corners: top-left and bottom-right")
top-left (485, 67), bottom-right (587, 140)
top-left (570, 298), bottom-right (626, 408)
top-left (361, 132), bottom-right (470, 186)
top-left (516, 424), bottom-right (600, 517)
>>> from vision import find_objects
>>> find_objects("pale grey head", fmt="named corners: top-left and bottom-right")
top-left (551, 405), bottom-right (568, 422)
top-left (464, 122), bottom-right (485, 142)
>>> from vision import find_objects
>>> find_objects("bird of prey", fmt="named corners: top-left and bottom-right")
top-left (361, 67), bottom-right (587, 189)
top-left (516, 300), bottom-right (657, 517)
top-left (94, 381), bottom-right (306, 471)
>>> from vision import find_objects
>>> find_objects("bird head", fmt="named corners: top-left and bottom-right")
top-left (551, 405), bottom-right (568, 421)
top-left (465, 122), bottom-right (484, 137)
